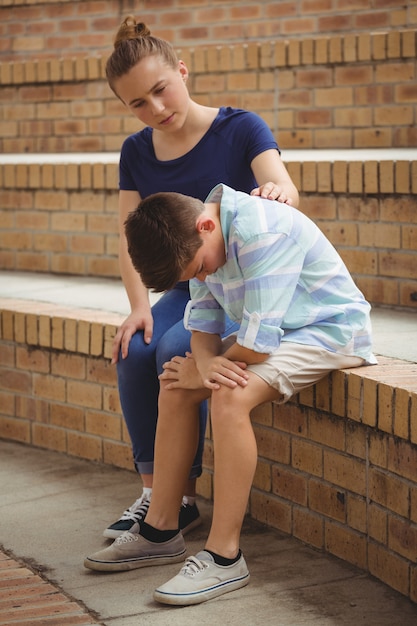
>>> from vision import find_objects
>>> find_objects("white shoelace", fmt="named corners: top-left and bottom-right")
top-left (119, 495), bottom-right (151, 522)
top-left (115, 531), bottom-right (141, 545)
top-left (181, 555), bottom-right (209, 577)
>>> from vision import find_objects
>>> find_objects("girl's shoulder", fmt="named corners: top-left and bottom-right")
top-left (122, 126), bottom-right (152, 148)
top-left (211, 107), bottom-right (270, 136)
top-left (215, 106), bottom-right (263, 124)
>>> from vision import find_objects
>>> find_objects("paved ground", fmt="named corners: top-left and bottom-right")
top-left (1, 439), bottom-right (417, 626)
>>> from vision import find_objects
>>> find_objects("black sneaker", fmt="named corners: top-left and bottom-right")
top-left (103, 493), bottom-right (151, 539)
top-left (179, 500), bottom-right (202, 535)
top-left (103, 495), bottom-right (202, 539)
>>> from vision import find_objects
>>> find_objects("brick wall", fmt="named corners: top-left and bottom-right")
top-left (1, 159), bottom-right (416, 310)
top-left (245, 362), bottom-right (417, 601)
top-left (1, 298), bottom-right (416, 602)
top-left (1, 30), bottom-right (416, 152)
top-left (0, 300), bottom-right (130, 467)
top-left (1, 0), bottom-right (416, 62)
top-left (0, 162), bottom-right (120, 277)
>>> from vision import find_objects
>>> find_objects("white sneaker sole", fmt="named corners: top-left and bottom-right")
top-left (154, 571), bottom-right (250, 605)
top-left (84, 549), bottom-right (186, 572)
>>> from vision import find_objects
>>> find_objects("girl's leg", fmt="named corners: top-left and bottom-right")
top-left (117, 287), bottom-right (190, 476)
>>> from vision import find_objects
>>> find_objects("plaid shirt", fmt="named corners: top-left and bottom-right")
top-left (184, 184), bottom-right (376, 363)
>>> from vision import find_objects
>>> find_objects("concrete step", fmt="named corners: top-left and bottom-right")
top-left (0, 271), bottom-right (415, 363)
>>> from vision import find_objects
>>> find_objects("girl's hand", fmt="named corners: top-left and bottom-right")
top-left (111, 309), bottom-right (154, 364)
top-left (251, 182), bottom-right (294, 206)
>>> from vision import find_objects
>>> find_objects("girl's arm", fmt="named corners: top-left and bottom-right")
top-left (250, 149), bottom-right (299, 208)
top-left (111, 189), bottom-right (154, 363)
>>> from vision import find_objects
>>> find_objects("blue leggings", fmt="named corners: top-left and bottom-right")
top-left (117, 283), bottom-right (238, 479)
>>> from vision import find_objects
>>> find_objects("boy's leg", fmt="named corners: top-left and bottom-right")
top-left (144, 383), bottom-right (209, 530)
top-left (84, 380), bottom-right (209, 572)
top-left (205, 372), bottom-right (278, 558)
top-left (154, 372), bottom-right (278, 605)
top-left (153, 343), bottom-right (365, 604)
top-left (204, 343), bottom-right (364, 556)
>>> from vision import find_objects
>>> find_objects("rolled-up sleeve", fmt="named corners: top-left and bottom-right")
top-left (184, 280), bottom-right (226, 335)
top-left (238, 308), bottom-right (284, 353)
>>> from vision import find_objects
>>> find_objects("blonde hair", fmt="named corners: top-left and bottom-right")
top-left (106, 16), bottom-right (178, 92)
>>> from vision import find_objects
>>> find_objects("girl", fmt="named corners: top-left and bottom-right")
top-left (103, 15), bottom-right (299, 540)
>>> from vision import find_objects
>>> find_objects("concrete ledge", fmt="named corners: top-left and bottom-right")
top-left (1, 148), bottom-right (416, 164)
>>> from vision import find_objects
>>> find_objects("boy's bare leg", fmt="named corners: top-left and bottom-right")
top-left (145, 382), bottom-right (209, 530)
top-left (205, 373), bottom-right (279, 558)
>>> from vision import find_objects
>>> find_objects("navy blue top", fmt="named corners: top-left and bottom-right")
top-left (119, 107), bottom-right (279, 201)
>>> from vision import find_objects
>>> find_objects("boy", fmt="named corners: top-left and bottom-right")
top-left (84, 184), bottom-right (376, 605)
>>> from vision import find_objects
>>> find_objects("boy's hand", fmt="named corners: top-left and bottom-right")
top-left (198, 355), bottom-right (249, 391)
top-left (159, 352), bottom-right (249, 391)
top-left (251, 182), bottom-right (293, 206)
top-left (159, 353), bottom-right (203, 390)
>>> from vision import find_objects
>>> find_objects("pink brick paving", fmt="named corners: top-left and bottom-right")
top-left (0, 548), bottom-right (102, 625)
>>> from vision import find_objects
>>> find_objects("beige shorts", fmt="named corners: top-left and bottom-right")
top-left (241, 341), bottom-right (364, 403)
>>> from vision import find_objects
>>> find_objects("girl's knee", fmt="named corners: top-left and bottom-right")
top-left (156, 322), bottom-right (191, 367)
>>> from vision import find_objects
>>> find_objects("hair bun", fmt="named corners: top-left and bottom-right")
top-left (114, 16), bottom-right (151, 48)
top-left (135, 22), bottom-right (151, 37)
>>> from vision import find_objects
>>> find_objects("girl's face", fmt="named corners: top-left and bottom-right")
top-left (114, 55), bottom-right (190, 132)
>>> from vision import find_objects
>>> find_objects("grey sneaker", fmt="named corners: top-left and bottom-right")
top-left (84, 531), bottom-right (186, 572)
top-left (154, 550), bottom-right (250, 605)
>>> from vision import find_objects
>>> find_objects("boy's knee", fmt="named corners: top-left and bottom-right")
top-left (159, 384), bottom-right (191, 407)
top-left (159, 382), bottom-right (185, 397)
top-left (210, 386), bottom-right (241, 416)
top-left (211, 384), bottom-right (256, 421)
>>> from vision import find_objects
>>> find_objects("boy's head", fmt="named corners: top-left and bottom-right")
top-left (125, 192), bottom-right (205, 291)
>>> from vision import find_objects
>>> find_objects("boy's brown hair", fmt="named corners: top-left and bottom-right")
top-left (125, 192), bottom-right (204, 292)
